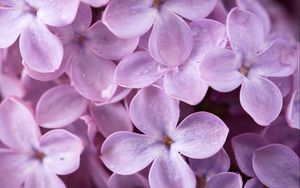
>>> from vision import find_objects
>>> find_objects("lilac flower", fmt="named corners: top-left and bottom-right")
top-left (81, 0), bottom-right (110, 7)
top-left (114, 17), bottom-right (227, 105)
top-left (286, 66), bottom-right (299, 129)
top-left (103, 0), bottom-right (218, 38)
top-left (100, 86), bottom-right (229, 188)
top-left (0, 0), bottom-right (80, 73)
top-left (108, 173), bottom-right (149, 188)
top-left (199, 8), bottom-right (297, 125)
top-left (53, 3), bottom-right (137, 103)
top-left (0, 97), bottom-right (84, 188)
top-left (204, 172), bottom-right (243, 188)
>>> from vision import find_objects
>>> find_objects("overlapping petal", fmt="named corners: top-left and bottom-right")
top-left (108, 173), bottom-right (149, 188)
top-left (205, 172), bottom-right (243, 188)
top-left (286, 89), bottom-right (300, 129)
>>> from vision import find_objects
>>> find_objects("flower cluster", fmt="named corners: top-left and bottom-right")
top-left (0, 0), bottom-right (299, 188)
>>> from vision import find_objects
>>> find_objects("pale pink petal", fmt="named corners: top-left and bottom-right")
top-left (70, 52), bottom-right (117, 102)
top-left (101, 131), bottom-right (164, 175)
top-left (149, 11), bottom-right (193, 67)
top-left (199, 48), bottom-right (244, 92)
top-left (108, 173), bottom-right (149, 188)
top-left (0, 7), bottom-right (32, 48)
top-left (173, 112), bottom-right (229, 159)
top-left (207, 1), bottom-right (228, 23)
top-left (0, 149), bottom-right (34, 188)
top-left (240, 76), bottom-right (282, 125)
top-left (20, 20), bottom-right (63, 73)
top-left (0, 74), bottom-right (25, 98)
top-left (205, 172), bottom-right (243, 188)
top-left (87, 21), bottom-right (139, 60)
top-left (114, 51), bottom-right (166, 88)
top-left (236, 0), bottom-right (271, 34)
top-left (227, 8), bottom-right (265, 56)
top-left (24, 166), bottom-right (66, 188)
top-left (66, 2), bottom-right (92, 32)
top-left (81, 0), bottom-right (109, 7)
top-left (149, 150), bottom-right (196, 188)
top-left (0, 97), bottom-right (40, 152)
top-left (189, 19), bottom-right (227, 61)
top-left (36, 85), bottom-right (88, 128)
top-left (163, 62), bottom-right (208, 105)
top-left (130, 86), bottom-right (179, 136)
top-left (252, 40), bottom-right (298, 77)
top-left (103, 0), bottom-right (157, 38)
top-left (89, 102), bottom-right (133, 137)
top-left (163, 0), bottom-right (217, 20)
top-left (41, 130), bottom-right (84, 175)
top-left (37, 0), bottom-right (80, 27)
top-left (286, 89), bottom-right (300, 129)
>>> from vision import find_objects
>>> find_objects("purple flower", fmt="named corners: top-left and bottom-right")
top-left (0, 0), bottom-right (80, 73)
top-left (108, 173), bottom-right (149, 188)
top-left (0, 97), bottom-right (84, 188)
top-left (199, 8), bottom-right (298, 125)
top-left (100, 86), bottom-right (229, 188)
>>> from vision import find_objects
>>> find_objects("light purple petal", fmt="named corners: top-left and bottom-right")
top-left (130, 86), bottom-right (179, 136)
top-left (81, 0), bottom-right (109, 7)
top-left (231, 133), bottom-right (268, 177)
top-left (20, 20), bottom-right (63, 73)
top-left (102, 0), bottom-right (157, 38)
top-left (40, 130), bottom-right (84, 175)
top-left (108, 173), bottom-right (149, 188)
top-left (114, 51), bottom-right (166, 88)
top-left (163, 0), bottom-right (217, 20)
top-left (0, 149), bottom-right (33, 188)
top-left (149, 10), bottom-right (193, 67)
top-left (199, 48), bottom-right (244, 92)
top-left (269, 76), bottom-right (293, 97)
top-left (227, 8), bottom-right (265, 56)
top-left (89, 102), bottom-right (133, 137)
top-left (244, 178), bottom-right (264, 188)
top-left (101, 131), bottom-right (163, 175)
top-left (87, 21), bottom-right (139, 60)
top-left (36, 85), bottom-right (88, 128)
top-left (236, 0), bottom-right (271, 35)
top-left (205, 172), bottom-right (243, 188)
top-left (0, 97), bottom-right (40, 152)
top-left (253, 144), bottom-right (300, 188)
top-left (189, 149), bottom-right (230, 179)
top-left (252, 40), bottom-right (298, 77)
top-left (0, 7), bottom-right (32, 48)
top-left (0, 74), bottom-right (25, 98)
top-left (149, 150), bottom-right (196, 188)
top-left (240, 76), bottom-right (282, 125)
top-left (286, 89), bottom-right (300, 129)
top-left (173, 112), bottom-right (229, 159)
top-left (37, 0), bottom-right (80, 27)
top-left (163, 62), bottom-right (208, 105)
top-left (70, 52), bottom-right (117, 102)
top-left (189, 19), bottom-right (227, 61)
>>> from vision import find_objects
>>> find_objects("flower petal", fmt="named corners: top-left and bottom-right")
top-left (130, 86), bottom-right (179, 136)
top-left (240, 76), bottom-right (282, 125)
top-left (20, 20), bottom-right (63, 73)
top-left (199, 48), bottom-right (243, 92)
top-left (253, 144), bottom-right (300, 188)
top-left (41, 129), bottom-right (84, 175)
top-left (70, 52), bottom-right (117, 102)
top-left (173, 112), bottom-right (229, 159)
top-left (0, 149), bottom-right (34, 188)
top-left (163, 62), bottom-right (208, 105)
top-left (189, 19), bottom-right (227, 62)
top-left (163, 0), bottom-right (217, 20)
top-left (286, 89), bottom-right (300, 129)
top-left (37, 0), bottom-right (80, 27)
top-left (36, 85), bottom-right (88, 128)
top-left (114, 51), bottom-right (166, 88)
top-left (0, 97), bottom-right (40, 151)
top-left (89, 102), bottom-right (133, 137)
top-left (149, 150), bottom-right (196, 188)
top-left (102, 0), bottom-right (157, 38)
top-left (81, 0), bottom-right (109, 7)
top-left (149, 11), bottom-right (193, 67)
top-left (108, 173), bottom-right (149, 188)
top-left (87, 21), bottom-right (139, 60)
top-left (205, 172), bottom-right (243, 188)
top-left (231, 133), bottom-right (268, 177)
top-left (227, 8), bottom-right (265, 56)
top-left (244, 178), bottom-right (264, 188)
top-left (0, 74), bottom-right (25, 98)
top-left (189, 149), bottom-right (230, 179)
top-left (101, 131), bottom-right (163, 175)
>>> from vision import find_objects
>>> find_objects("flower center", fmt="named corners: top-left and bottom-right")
top-left (153, 0), bottom-right (164, 8)
top-left (34, 151), bottom-right (46, 161)
top-left (196, 176), bottom-right (206, 188)
top-left (75, 34), bottom-right (87, 44)
top-left (239, 66), bottom-right (249, 76)
top-left (162, 135), bottom-right (174, 146)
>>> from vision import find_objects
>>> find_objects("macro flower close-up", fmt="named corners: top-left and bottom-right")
top-left (0, 0), bottom-right (299, 188)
